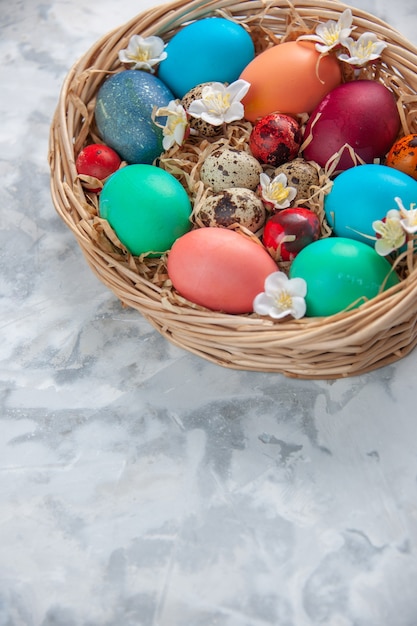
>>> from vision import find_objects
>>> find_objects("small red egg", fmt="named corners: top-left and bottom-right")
top-left (385, 134), bottom-right (417, 180)
top-left (262, 208), bottom-right (320, 262)
top-left (76, 143), bottom-right (122, 192)
top-left (249, 114), bottom-right (302, 167)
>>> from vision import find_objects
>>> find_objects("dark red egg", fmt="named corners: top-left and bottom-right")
top-left (249, 113), bottom-right (302, 167)
top-left (263, 207), bottom-right (320, 261)
top-left (76, 143), bottom-right (122, 192)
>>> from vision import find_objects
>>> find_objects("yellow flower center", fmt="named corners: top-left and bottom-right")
top-left (275, 290), bottom-right (293, 312)
top-left (269, 182), bottom-right (291, 204)
top-left (204, 92), bottom-right (231, 115)
top-left (357, 40), bottom-right (376, 59)
top-left (324, 26), bottom-right (341, 45)
top-left (380, 218), bottom-right (404, 247)
top-left (130, 48), bottom-right (150, 62)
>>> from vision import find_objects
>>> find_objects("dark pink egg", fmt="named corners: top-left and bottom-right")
top-left (262, 207), bottom-right (320, 261)
top-left (249, 113), bottom-right (302, 167)
top-left (302, 80), bottom-right (400, 171)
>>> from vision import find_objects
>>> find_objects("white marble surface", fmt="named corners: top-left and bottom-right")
top-left (1, 1), bottom-right (417, 624)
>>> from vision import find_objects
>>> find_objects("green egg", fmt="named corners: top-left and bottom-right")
top-left (289, 237), bottom-right (400, 317)
top-left (99, 164), bottom-right (192, 256)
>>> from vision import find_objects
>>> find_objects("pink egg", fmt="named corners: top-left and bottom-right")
top-left (167, 227), bottom-right (278, 314)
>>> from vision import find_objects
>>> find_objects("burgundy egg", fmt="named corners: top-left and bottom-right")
top-left (262, 207), bottom-right (320, 261)
top-left (249, 113), bottom-right (302, 167)
top-left (302, 80), bottom-right (401, 171)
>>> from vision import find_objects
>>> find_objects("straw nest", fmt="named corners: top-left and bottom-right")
top-left (49, 0), bottom-right (417, 378)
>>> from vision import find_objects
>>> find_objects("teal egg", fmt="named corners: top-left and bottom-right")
top-left (157, 17), bottom-right (255, 98)
top-left (99, 165), bottom-right (192, 256)
top-left (95, 70), bottom-right (174, 164)
top-left (289, 237), bottom-right (400, 317)
top-left (324, 164), bottom-right (417, 245)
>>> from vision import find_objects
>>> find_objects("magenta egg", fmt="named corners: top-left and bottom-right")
top-left (302, 80), bottom-right (400, 171)
top-left (249, 113), bottom-right (302, 167)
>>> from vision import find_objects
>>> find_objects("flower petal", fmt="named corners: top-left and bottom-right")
top-left (291, 297), bottom-right (307, 319)
top-left (264, 271), bottom-right (289, 295)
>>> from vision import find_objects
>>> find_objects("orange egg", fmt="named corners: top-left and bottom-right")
top-left (240, 41), bottom-right (342, 122)
top-left (167, 227), bottom-right (278, 314)
top-left (385, 134), bottom-right (417, 180)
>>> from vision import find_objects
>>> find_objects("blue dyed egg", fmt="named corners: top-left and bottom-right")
top-left (95, 70), bottom-right (174, 164)
top-left (157, 18), bottom-right (255, 98)
top-left (324, 164), bottom-right (417, 245)
top-left (289, 237), bottom-right (400, 317)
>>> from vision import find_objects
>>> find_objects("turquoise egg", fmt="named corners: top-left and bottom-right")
top-left (95, 70), bottom-right (174, 164)
top-left (157, 17), bottom-right (255, 98)
top-left (324, 164), bottom-right (417, 245)
top-left (289, 237), bottom-right (400, 317)
top-left (99, 164), bottom-right (192, 256)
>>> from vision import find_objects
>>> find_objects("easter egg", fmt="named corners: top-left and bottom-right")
top-left (200, 148), bottom-right (262, 191)
top-left (324, 164), bottom-right (417, 245)
top-left (263, 208), bottom-right (320, 262)
top-left (240, 41), bottom-right (342, 122)
top-left (75, 144), bottom-right (122, 192)
top-left (158, 18), bottom-right (255, 99)
top-left (386, 134), bottom-right (417, 180)
top-left (195, 188), bottom-right (266, 232)
top-left (99, 164), bottom-right (192, 256)
top-left (95, 70), bottom-right (174, 164)
top-left (249, 114), bottom-right (302, 167)
top-left (303, 80), bottom-right (400, 171)
top-left (167, 227), bottom-right (278, 314)
top-left (289, 237), bottom-right (400, 317)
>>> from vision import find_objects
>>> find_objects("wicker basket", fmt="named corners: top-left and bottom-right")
top-left (49, 0), bottom-right (417, 379)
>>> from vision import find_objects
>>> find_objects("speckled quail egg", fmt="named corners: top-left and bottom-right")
top-left (274, 157), bottom-right (320, 204)
top-left (200, 148), bottom-right (263, 192)
top-left (181, 83), bottom-right (223, 137)
top-left (195, 187), bottom-right (266, 232)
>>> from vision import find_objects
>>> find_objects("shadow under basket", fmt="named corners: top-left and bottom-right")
top-left (49, 0), bottom-right (417, 379)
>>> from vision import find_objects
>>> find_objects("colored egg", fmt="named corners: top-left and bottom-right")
top-left (167, 227), bottom-right (278, 314)
top-left (263, 208), bottom-right (320, 262)
top-left (99, 164), bottom-right (192, 256)
top-left (386, 134), bottom-right (417, 180)
top-left (95, 70), bottom-right (174, 164)
top-left (240, 41), bottom-right (342, 123)
top-left (303, 80), bottom-right (400, 171)
top-left (324, 164), bottom-right (417, 245)
top-left (158, 18), bottom-right (255, 99)
top-left (249, 114), bottom-right (302, 167)
top-left (289, 237), bottom-right (400, 317)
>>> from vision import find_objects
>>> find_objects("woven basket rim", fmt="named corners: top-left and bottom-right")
top-left (49, 0), bottom-right (417, 378)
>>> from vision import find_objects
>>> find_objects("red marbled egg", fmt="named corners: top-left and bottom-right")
top-left (249, 113), bottom-right (302, 167)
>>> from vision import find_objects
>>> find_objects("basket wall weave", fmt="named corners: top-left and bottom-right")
top-left (49, 0), bottom-right (417, 379)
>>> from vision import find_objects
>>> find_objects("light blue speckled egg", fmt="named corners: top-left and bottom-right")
top-left (94, 70), bottom-right (174, 164)
top-left (324, 164), bottom-right (417, 245)
top-left (157, 17), bottom-right (255, 98)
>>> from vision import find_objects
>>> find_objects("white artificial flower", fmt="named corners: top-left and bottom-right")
top-left (372, 209), bottom-right (406, 255)
top-left (253, 271), bottom-right (307, 319)
top-left (338, 32), bottom-right (387, 67)
top-left (259, 172), bottom-right (297, 210)
top-left (153, 100), bottom-right (189, 150)
top-left (118, 35), bottom-right (167, 72)
top-left (297, 8), bottom-right (355, 54)
top-left (394, 196), bottom-right (417, 234)
top-left (187, 80), bottom-right (250, 126)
